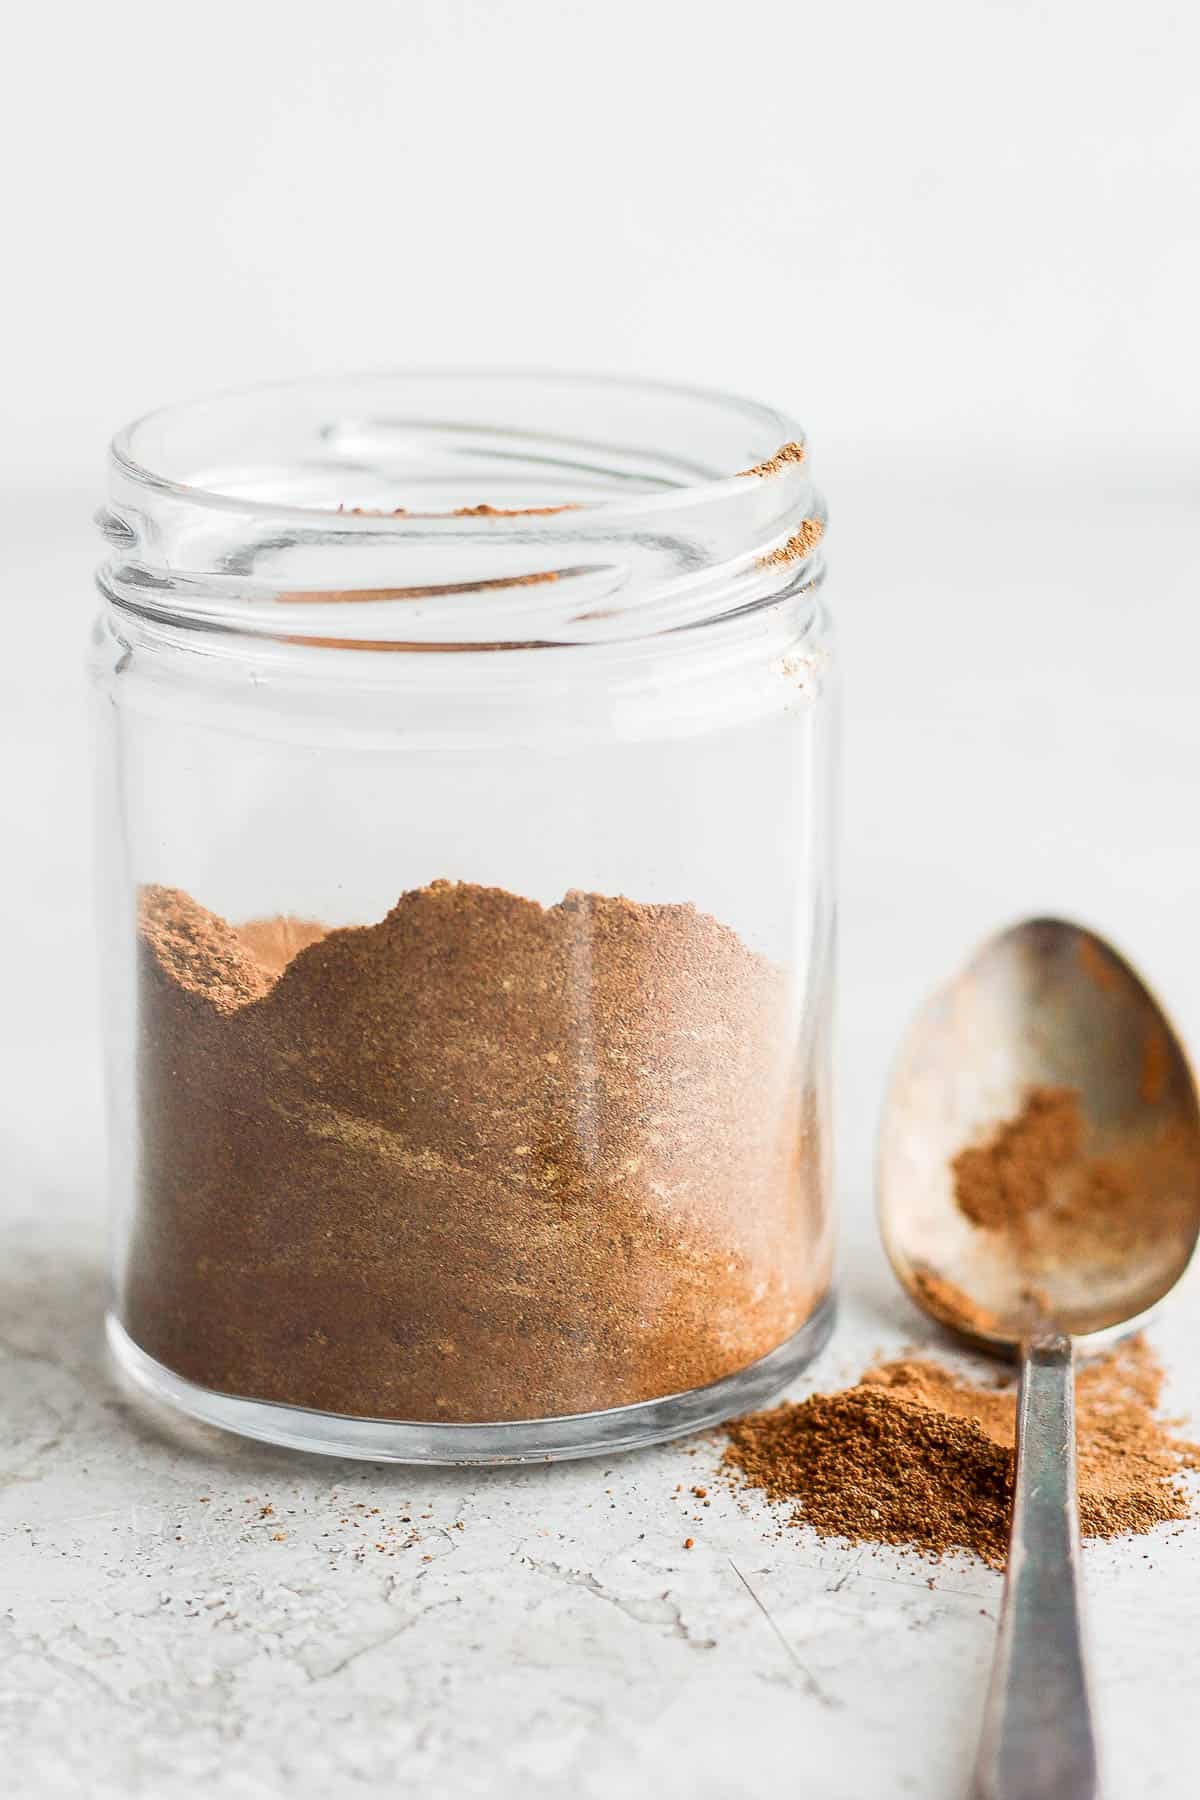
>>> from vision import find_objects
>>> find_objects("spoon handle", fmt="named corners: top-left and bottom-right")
top-left (970, 1331), bottom-right (1100, 1800)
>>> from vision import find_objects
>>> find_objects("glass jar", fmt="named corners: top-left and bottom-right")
top-left (92, 372), bottom-right (836, 1464)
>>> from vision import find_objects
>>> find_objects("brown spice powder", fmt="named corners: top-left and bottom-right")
top-left (338, 502), bottom-right (582, 518)
top-left (910, 1267), bottom-right (1006, 1339)
top-left (128, 881), bottom-right (828, 1422)
top-left (723, 1337), bottom-right (1198, 1567)
top-left (758, 519), bottom-right (825, 569)
top-left (738, 441), bottom-right (808, 479)
top-left (277, 568), bottom-right (562, 608)
top-left (953, 1087), bottom-right (1084, 1233)
top-left (449, 502), bottom-right (581, 518)
top-left (951, 1084), bottom-right (1199, 1274)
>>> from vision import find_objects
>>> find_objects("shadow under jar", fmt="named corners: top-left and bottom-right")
top-left (92, 371), bottom-right (837, 1463)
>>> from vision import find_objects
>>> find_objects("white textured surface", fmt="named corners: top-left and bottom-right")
top-left (5, 455), bottom-right (1200, 1797)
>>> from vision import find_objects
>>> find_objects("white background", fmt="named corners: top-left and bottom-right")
top-left (4, 4), bottom-right (1200, 1797)
top-left (3, 0), bottom-right (1198, 476)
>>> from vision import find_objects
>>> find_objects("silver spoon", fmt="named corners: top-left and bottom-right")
top-left (878, 917), bottom-right (1200, 1800)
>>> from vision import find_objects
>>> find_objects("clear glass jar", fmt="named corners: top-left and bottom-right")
top-left (92, 372), bottom-right (836, 1463)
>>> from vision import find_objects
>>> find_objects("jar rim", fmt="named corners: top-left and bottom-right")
top-left (110, 367), bottom-right (805, 524)
top-left (100, 370), bottom-right (825, 648)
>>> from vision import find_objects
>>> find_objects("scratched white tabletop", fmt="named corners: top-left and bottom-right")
top-left (5, 452), bottom-right (1200, 1798)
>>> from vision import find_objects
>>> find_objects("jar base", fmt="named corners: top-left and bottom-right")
top-left (106, 1296), bottom-right (836, 1465)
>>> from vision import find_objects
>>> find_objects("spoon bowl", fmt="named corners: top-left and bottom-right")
top-left (879, 916), bottom-right (1200, 1350)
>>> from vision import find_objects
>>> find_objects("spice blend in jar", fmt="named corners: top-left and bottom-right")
top-left (129, 880), bottom-right (828, 1422)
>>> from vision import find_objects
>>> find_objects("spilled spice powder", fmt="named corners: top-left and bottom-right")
top-left (127, 881), bottom-right (829, 1422)
top-left (722, 1337), bottom-right (1198, 1567)
top-left (725, 1363), bottom-right (1012, 1565)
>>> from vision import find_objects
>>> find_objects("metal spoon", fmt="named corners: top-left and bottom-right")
top-left (878, 917), bottom-right (1200, 1800)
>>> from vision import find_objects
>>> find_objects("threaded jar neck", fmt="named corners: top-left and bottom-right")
top-left (97, 371), bottom-right (826, 650)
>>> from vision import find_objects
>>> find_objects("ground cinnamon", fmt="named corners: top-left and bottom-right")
top-left (127, 881), bottom-right (828, 1422)
top-left (722, 1337), bottom-right (1197, 1567)
top-left (338, 502), bottom-right (581, 518)
top-left (738, 442), bottom-right (808, 478)
top-left (953, 1087), bottom-right (1083, 1233)
top-left (758, 518), bottom-right (825, 569)
top-left (909, 1267), bottom-right (1006, 1339)
top-left (951, 1084), bottom-right (1199, 1273)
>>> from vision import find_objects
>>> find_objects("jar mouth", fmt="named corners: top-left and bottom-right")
top-left (100, 370), bottom-right (825, 647)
